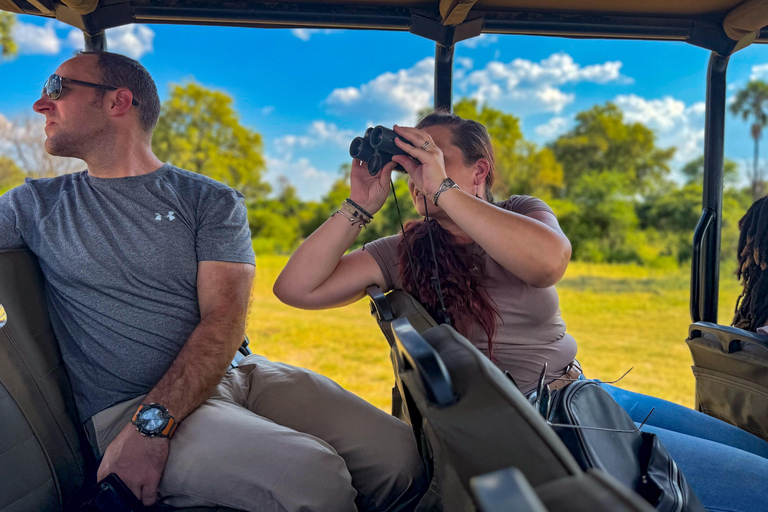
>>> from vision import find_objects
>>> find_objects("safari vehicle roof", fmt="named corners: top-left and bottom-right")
top-left (1, 0), bottom-right (767, 54)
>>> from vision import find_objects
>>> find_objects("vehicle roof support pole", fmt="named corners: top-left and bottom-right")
top-left (434, 43), bottom-right (454, 111)
top-left (699, 52), bottom-right (729, 323)
top-left (83, 31), bottom-right (107, 52)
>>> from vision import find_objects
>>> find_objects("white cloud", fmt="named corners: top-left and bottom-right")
top-left (274, 121), bottom-right (356, 154)
top-left (751, 63), bottom-right (768, 81)
top-left (614, 94), bottom-right (706, 164)
top-left (457, 57), bottom-right (473, 69)
top-left (260, 106), bottom-right (275, 115)
top-left (106, 25), bottom-right (155, 59)
top-left (66, 28), bottom-right (85, 50)
top-left (535, 116), bottom-right (569, 139)
top-left (460, 52), bottom-right (631, 114)
top-left (64, 25), bottom-right (154, 59)
top-left (265, 155), bottom-right (336, 201)
top-left (454, 57), bottom-right (474, 80)
top-left (460, 34), bottom-right (499, 49)
top-left (291, 29), bottom-right (339, 41)
top-left (325, 57), bottom-right (435, 125)
top-left (13, 20), bottom-right (61, 55)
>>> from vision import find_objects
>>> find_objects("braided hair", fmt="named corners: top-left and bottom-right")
top-left (733, 196), bottom-right (768, 331)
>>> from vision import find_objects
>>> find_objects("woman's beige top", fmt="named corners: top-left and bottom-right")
top-left (364, 195), bottom-right (577, 394)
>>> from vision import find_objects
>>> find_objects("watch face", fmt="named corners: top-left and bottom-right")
top-left (138, 407), bottom-right (166, 432)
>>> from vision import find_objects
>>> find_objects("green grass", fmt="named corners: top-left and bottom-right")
top-left (248, 256), bottom-right (743, 410)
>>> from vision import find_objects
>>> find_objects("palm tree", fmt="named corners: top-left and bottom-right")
top-left (730, 80), bottom-right (768, 201)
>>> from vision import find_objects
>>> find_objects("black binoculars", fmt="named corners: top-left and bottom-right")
top-left (349, 126), bottom-right (415, 176)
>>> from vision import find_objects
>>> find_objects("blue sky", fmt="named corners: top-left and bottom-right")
top-left (1, 15), bottom-right (767, 200)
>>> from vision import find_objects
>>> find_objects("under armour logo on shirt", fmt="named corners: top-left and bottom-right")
top-left (155, 211), bottom-right (176, 221)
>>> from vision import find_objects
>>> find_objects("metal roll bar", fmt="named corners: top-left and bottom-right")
top-left (691, 52), bottom-right (730, 324)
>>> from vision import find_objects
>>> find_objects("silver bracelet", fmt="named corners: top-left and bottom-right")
top-left (432, 178), bottom-right (461, 206)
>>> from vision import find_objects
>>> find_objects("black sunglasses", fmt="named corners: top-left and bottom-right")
top-left (43, 73), bottom-right (139, 106)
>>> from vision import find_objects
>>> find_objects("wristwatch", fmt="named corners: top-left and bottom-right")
top-left (131, 403), bottom-right (178, 438)
top-left (432, 178), bottom-right (461, 206)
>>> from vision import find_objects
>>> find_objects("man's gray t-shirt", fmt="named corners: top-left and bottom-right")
top-left (0, 164), bottom-right (255, 421)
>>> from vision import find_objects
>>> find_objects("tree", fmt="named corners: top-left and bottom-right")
top-left (0, 116), bottom-right (84, 178)
top-left (729, 80), bottom-right (768, 201)
top-left (0, 12), bottom-right (16, 58)
top-left (453, 99), bottom-right (563, 198)
top-left (556, 171), bottom-right (643, 263)
top-left (152, 81), bottom-right (268, 202)
top-left (0, 156), bottom-right (24, 195)
top-left (680, 155), bottom-right (740, 187)
top-left (551, 102), bottom-right (675, 194)
top-left (638, 182), bottom-right (751, 265)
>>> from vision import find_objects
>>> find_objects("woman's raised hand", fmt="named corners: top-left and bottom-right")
top-left (349, 158), bottom-right (396, 215)
top-left (391, 125), bottom-right (448, 200)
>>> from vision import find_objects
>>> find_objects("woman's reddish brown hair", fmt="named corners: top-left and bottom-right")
top-left (397, 110), bottom-right (501, 356)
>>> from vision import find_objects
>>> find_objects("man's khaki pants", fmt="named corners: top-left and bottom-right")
top-left (85, 354), bottom-right (426, 512)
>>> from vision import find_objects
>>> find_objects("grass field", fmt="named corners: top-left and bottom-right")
top-left (247, 255), bottom-right (743, 411)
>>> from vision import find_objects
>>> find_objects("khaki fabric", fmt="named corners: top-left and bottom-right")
top-left (724, 0), bottom-right (768, 40)
top-left (88, 354), bottom-right (426, 512)
top-left (61, 0), bottom-right (99, 15)
top-left (0, 1), bottom-right (22, 14)
top-left (686, 323), bottom-right (768, 442)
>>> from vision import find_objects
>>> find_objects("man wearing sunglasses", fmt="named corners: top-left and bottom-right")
top-left (0, 51), bottom-right (424, 512)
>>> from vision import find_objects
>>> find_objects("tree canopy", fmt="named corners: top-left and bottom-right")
top-left (152, 81), bottom-right (269, 201)
top-left (729, 80), bottom-right (768, 201)
top-left (680, 155), bottom-right (740, 186)
top-left (551, 102), bottom-right (675, 194)
top-left (0, 156), bottom-right (24, 195)
top-left (0, 12), bottom-right (16, 58)
top-left (453, 99), bottom-right (563, 198)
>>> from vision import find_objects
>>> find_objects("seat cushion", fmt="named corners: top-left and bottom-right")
top-left (0, 249), bottom-right (87, 510)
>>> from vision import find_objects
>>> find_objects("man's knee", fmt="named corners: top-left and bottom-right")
top-left (356, 419), bottom-right (428, 512)
top-left (274, 444), bottom-right (359, 512)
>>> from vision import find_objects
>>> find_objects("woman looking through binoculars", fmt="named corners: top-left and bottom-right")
top-left (275, 113), bottom-right (577, 391)
top-left (274, 110), bottom-right (768, 512)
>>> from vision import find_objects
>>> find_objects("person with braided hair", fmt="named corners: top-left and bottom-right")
top-left (733, 195), bottom-right (768, 332)
top-left (276, 110), bottom-right (768, 511)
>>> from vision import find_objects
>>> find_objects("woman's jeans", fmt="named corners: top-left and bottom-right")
top-left (601, 384), bottom-right (768, 512)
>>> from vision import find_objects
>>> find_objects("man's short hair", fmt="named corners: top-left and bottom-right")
top-left (78, 51), bottom-right (161, 133)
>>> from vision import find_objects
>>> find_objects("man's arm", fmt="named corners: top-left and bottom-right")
top-left (97, 260), bottom-right (255, 506)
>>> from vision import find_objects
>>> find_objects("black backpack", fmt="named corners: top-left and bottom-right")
top-left (545, 380), bottom-right (705, 512)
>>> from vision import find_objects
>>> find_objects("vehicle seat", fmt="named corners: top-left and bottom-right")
top-left (391, 316), bottom-right (655, 512)
top-left (0, 249), bottom-right (241, 512)
top-left (367, 286), bottom-right (438, 421)
top-left (686, 321), bottom-right (768, 441)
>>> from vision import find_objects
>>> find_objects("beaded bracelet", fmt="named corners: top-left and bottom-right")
top-left (332, 201), bottom-right (371, 229)
top-left (344, 198), bottom-right (374, 221)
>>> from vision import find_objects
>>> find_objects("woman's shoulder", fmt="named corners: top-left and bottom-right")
top-left (364, 233), bottom-right (401, 255)
top-left (496, 195), bottom-right (555, 216)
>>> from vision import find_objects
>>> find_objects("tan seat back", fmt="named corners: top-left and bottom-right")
top-left (391, 319), bottom-right (582, 512)
top-left (686, 321), bottom-right (768, 441)
top-left (0, 249), bottom-right (87, 511)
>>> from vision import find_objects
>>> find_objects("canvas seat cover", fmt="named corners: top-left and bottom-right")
top-left (393, 320), bottom-right (581, 511)
top-left (0, 249), bottom-right (87, 511)
top-left (0, 250), bottom-right (241, 512)
top-left (686, 321), bottom-right (768, 442)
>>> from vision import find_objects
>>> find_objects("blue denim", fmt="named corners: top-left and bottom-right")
top-left (601, 384), bottom-right (768, 512)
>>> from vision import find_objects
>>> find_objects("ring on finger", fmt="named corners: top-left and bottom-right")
top-left (420, 140), bottom-right (431, 150)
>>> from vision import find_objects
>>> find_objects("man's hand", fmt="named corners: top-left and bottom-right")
top-left (97, 422), bottom-right (170, 506)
